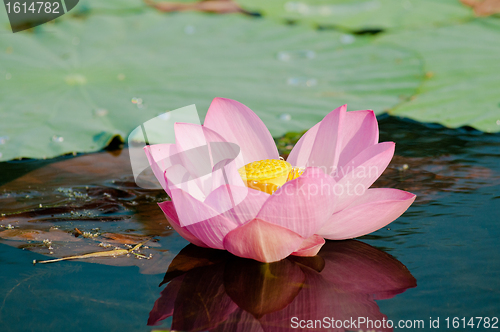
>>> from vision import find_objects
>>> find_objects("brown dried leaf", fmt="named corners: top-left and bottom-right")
top-left (460, 0), bottom-right (500, 16)
top-left (0, 228), bottom-right (78, 242)
top-left (101, 232), bottom-right (156, 245)
top-left (144, 0), bottom-right (246, 14)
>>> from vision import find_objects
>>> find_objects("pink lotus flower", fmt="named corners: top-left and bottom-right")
top-left (145, 98), bottom-right (415, 263)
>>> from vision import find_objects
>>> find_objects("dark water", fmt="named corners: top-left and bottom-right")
top-left (0, 116), bottom-right (499, 331)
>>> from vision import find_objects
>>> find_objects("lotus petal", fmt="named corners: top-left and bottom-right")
top-left (223, 219), bottom-right (305, 263)
top-left (305, 104), bottom-right (346, 172)
top-left (203, 98), bottom-right (279, 164)
top-left (286, 122), bottom-right (320, 168)
top-left (333, 141), bottom-right (395, 211)
top-left (318, 188), bottom-right (416, 240)
top-left (144, 143), bottom-right (180, 195)
top-left (204, 185), bottom-right (270, 226)
top-left (173, 123), bottom-right (244, 196)
top-left (337, 109), bottom-right (379, 169)
top-left (169, 188), bottom-right (238, 249)
top-left (288, 107), bottom-right (378, 172)
top-left (256, 167), bottom-right (336, 238)
top-left (291, 234), bottom-right (325, 257)
top-left (158, 201), bottom-right (209, 248)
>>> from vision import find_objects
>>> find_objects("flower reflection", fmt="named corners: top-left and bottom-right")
top-left (148, 241), bottom-right (416, 331)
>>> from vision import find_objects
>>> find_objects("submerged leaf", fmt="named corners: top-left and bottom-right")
top-left (0, 149), bottom-right (174, 274)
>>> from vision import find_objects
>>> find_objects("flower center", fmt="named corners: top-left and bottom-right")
top-left (238, 159), bottom-right (304, 194)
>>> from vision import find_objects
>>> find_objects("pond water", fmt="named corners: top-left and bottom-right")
top-left (0, 116), bottom-right (499, 331)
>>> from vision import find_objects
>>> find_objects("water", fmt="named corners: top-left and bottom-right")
top-left (93, 108), bottom-right (109, 117)
top-left (0, 136), bottom-right (11, 145)
top-left (340, 34), bottom-right (356, 45)
top-left (279, 113), bottom-right (292, 122)
top-left (51, 135), bottom-right (64, 143)
top-left (132, 97), bottom-right (145, 109)
top-left (277, 50), bottom-right (316, 61)
top-left (0, 116), bottom-right (499, 331)
top-left (287, 77), bottom-right (317, 87)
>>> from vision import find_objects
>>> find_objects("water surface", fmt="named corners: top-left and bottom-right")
top-left (0, 117), bottom-right (499, 331)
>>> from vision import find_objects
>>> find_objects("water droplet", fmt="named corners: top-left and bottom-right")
top-left (65, 74), bottom-right (87, 86)
top-left (497, 120), bottom-right (500, 126)
top-left (340, 34), bottom-right (355, 44)
top-left (277, 50), bottom-right (316, 61)
top-left (286, 1), bottom-right (380, 16)
top-left (158, 112), bottom-right (171, 121)
top-left (184, 25), bottom-right (196, 35)
top-left (39, 204), bottom-right (43, 208)
top-left (93, 108), bottom-right (108, 117)
top-left (319, 6), bottom-right (333, 15)
top-left (287, 77), bottom-right (317, 87)
top-left (131, 97), bottom-right (145, 109)
top-left (279, 113), bottom-right (292, 121)
top-left (72, 37), bottom-right (80, 46)
top-left (285, 2), bottom-right (311, 15)
top-left (0, 136), bottom-right (9, 145)
top-left (397, 164), bottom-right (409, 171)
top-left (117, 73), bottom-right (125, 81)
top-left (52, 135), bottom-right (64, 143)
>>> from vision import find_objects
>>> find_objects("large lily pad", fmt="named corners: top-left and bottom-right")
top-left (235, 0), bottom-right (473, 30)
top-left (0, 12), bottom-right (422, 161)
top-left (378, 18), bottom-right (500, 133)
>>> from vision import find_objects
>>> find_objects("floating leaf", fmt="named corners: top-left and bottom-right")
top-left (235, 0), bottom-right (473, 30)
top-left (0, 11), bottom-right (422, 161)
top-left (378, 18), bottom-right (500, 133)
top-left (33, 238), bottom-right (150, 264)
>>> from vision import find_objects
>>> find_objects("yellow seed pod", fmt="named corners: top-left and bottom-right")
top-left (238, 159), bottom-right (293, 194)
top-left (239, 159), bottom-right (292, 181)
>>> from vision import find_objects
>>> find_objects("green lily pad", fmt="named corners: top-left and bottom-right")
top-left (235, 0), bottom-right (473, 31)
top-left (0, 12), bottom-right (422, 161)
top-left (378, 18), bottom-right (500, 133)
